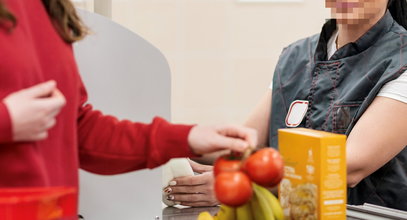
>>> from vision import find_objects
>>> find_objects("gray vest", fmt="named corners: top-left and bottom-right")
top-left (269, 11), bottom-right (407, 210)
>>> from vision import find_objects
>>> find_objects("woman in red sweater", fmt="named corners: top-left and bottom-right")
top-left (0, 0), bottom-right (256, 191)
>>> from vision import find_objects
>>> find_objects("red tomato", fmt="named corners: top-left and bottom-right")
top-left (213, 156), bottom-right (242, 176)
top-left (214, 171), bottom-right (253, 207)
top-left (243, 148), bottom-right (284, 187)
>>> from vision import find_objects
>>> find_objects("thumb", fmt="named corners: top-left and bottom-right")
top-left (212, 135), bottom-right (249, 153)
top-left (21, 80), bottom-right (56, 98)
top-left (37, 88), bottom-right (66, 111)
top-left (188, 159), bottom-right (213, 173)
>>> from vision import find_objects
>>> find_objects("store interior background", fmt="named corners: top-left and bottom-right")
top-left (73, 0), bottom-right (329, 125)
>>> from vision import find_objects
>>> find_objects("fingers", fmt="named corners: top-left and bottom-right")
top-left (43, 118), bottom-right (57, 130)
top-left (211, 135), bottom-right (250, 152)
top-left (218, 125), bottom-right (258, 147)
top-left (22, 82), bottom-right (66, 114)
top-left (166, 185), bottom-right (206, 194)
top-left (36, 89), bottom-right (66, 118)
top-left (32, 131), bottom-right (48, 141)
top-left (48, 108), bottom-right (63, 119)
top-left (173, 173), bottom-right (210, 186)
top-left (168, 193), bottom-right (207, 202)
top-left (21, 80), bottom-right (56, 98)
top-left (33, 93), bottom-right (62, 141)
top-left (188, 159), bottom-right (213, 173)
top-left (166, 192), bottom-right (219, 207)
top-left (188, 124), bottom-right (258, 155)
top-left (28, 117), bottom-right (56, 141)
top-left (37, 88), bottom-right (66, 109)
top-left (4, 81), bottom-right (66, 142)
top-left (164, 172), bottom-right (218, 207)
top-left (178, 201), bottom-right (218, 207)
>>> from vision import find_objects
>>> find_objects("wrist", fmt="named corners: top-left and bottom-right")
top-left (187, 125), bottom-right (203, 156)
top-left (152, 117), bottom-right (198, 160)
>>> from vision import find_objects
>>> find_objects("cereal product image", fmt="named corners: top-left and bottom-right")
top-left (278, 128), bottom-right (346, 220)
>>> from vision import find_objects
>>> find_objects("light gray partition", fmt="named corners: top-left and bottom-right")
top-left (73, 10), bottom-right (170, 220)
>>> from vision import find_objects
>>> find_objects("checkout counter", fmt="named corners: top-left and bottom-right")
top-left (162, 204), bottom-right (407, 220)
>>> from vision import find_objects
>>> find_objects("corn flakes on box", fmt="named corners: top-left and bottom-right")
top-left (278, 128), bottom-right (347, 220)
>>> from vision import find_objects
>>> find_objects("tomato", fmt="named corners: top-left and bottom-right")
top-left (243, 148), bottom-right (284, 187)
top-left (213, 155), bottom-right (242, 176)
top-left (214, 171), bottom-right (253, 207)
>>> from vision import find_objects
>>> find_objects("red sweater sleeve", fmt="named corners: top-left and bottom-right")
top-left (77, 82), bottom-right (197, 175)
top-left (0, 102), bottom-right (12, 143)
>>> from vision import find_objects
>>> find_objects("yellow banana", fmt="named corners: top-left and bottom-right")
top-left (249, 193), bottom-right (264, 220)
top-left (197, 211), bottom-right (214, 220)
top-left (216, 204), bottom-right (236, 220)
top-left (256, 185), bottom-right (285, 220)
top-left (268, 192), bottom-right (285, 220)
top-left (236, 202), bottom-right (254, 220)
top-left (251, 184), bottom-right (275, 220)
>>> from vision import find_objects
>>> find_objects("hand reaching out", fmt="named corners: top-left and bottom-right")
top-left (188, 124), bottom-right (258, 155)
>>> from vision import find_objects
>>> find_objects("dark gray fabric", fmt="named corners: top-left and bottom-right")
top-left (269, 11), bottom-right (407, 210)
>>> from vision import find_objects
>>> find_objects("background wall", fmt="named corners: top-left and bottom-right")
top-left (75, 0), bottom-right (330, 125)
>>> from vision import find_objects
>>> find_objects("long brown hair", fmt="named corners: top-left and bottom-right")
top-left (0, 0), bottom-right (87, 43)
top-left (0, 2), bottom-right (16, 29)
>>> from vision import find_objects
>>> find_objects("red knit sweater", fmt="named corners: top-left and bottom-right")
top-left (0, 0), bottom-right (194, 188)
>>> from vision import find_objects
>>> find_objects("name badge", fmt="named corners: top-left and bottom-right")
top-left (285, 100), bottom-right (309, 127)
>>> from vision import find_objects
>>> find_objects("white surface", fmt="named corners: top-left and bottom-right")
top-left (161, 158), bottom-right (194, 207)
top-left (162, 158), bottom-right (194, 189)
top-left (74, 10), bottom-right (171, 220)
top-left (377, 72), bottom-right (407, 103)
top-left (327, 29), bottom-right (339, 60)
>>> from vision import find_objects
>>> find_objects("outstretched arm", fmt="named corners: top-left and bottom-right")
top-left (77, 81), bottom-right (257, 175)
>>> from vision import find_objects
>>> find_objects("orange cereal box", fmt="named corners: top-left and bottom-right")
top-left (278, 128), bottom-right (347, 220)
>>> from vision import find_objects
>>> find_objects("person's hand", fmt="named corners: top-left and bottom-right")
top-left (3, 80), bottom-right (66, 142)
top-left (188, 124), bottom-right (257, 155)
top-left (163, 159), bottom-right (218, 207)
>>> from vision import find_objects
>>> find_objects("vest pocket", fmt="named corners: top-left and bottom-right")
top-left (332, 101), bottom-right (363, 133)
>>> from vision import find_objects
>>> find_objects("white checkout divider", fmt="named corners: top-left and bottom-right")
top-left (74, 10), bottom-right (171, 220)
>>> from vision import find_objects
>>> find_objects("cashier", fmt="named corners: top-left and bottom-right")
top-left (166, 0), bottom-right (407, 210)
top-left (0, 0), bottom-right (257, 198)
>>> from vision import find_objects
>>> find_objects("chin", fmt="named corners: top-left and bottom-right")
top-left (336, 17), bottom-right (377, 26)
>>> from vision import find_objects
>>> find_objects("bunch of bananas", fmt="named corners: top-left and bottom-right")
top-left (197, 183), bottom-right (284, 220)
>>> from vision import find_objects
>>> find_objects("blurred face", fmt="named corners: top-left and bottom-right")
top-left (326, 0), bottom-right (388, 25)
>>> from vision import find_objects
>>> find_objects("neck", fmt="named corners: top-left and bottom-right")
top-left (336, 10), bottom-right (387, 49)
